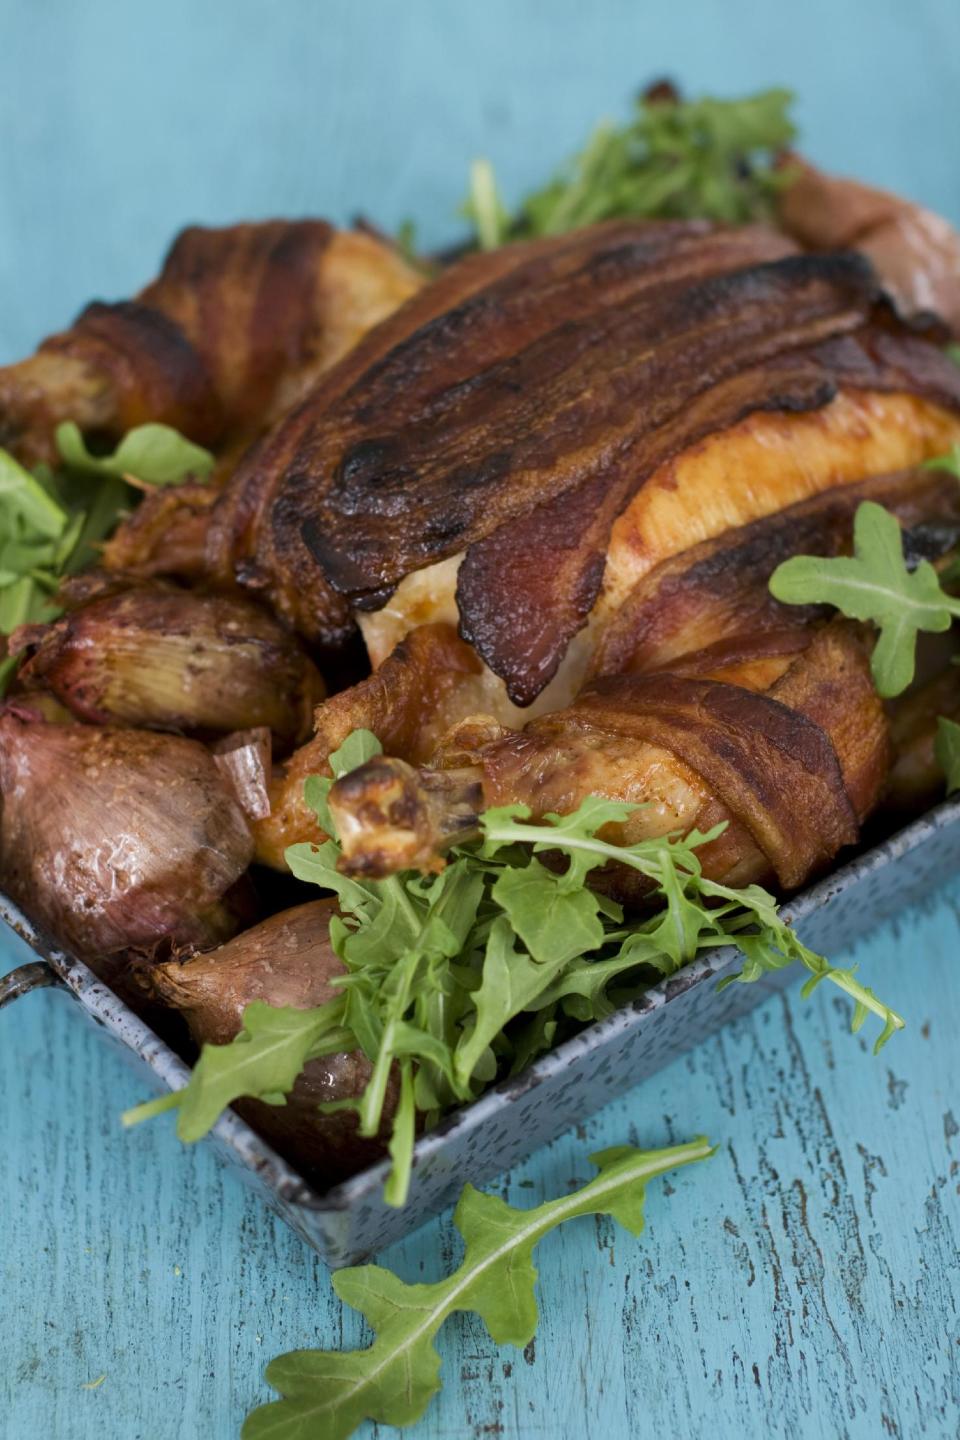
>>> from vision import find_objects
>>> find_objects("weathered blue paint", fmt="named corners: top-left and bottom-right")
top-left (1, 2), bottom-right (959, 1436)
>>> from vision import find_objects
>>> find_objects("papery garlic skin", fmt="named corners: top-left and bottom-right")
top-left (12, 579), bottom-right (324, 752)
top-left (0, 709), bottom-right (254, 978)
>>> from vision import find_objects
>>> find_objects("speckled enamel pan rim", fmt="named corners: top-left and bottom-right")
top-left (2, 791), bottom-right (959, 1216)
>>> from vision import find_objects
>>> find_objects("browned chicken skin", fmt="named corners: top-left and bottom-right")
top-left (252, 623), bottom-right (480, 868)
top-left (325, 622), bottom-right (889, 899)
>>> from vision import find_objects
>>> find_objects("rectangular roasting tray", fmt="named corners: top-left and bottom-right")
top-left (3, 794), bottom-right (960, 1268)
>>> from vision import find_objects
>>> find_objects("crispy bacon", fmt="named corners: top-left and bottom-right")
top-left (219, 220), bottom-right (960, 701)
top-left (210, 222), bottom-right (799, 640)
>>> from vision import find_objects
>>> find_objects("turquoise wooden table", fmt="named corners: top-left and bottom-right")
top-left (2, 3), bottom-right (959, 1436)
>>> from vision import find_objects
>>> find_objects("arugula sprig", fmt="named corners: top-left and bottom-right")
top-left (462, 87), bottom-right (796, 249)
top-left (125, 730), bottom-right (903, 1207)
top-left (935, 717), bottom-right (960, 793)
top-left (769, 498), bottom-right (960, 698)
top-left (242, 1137), bottom-right (714, 1440)
top-left (0, 421), bottom-right (214, 692)
top-left (55, 420), bottom-right (214, 487)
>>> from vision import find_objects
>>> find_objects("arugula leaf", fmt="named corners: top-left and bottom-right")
top-left (491, 858), bottom-right (605, 963)
top-left (301, 728), bottom-right (383, 838)
top-left (463, 87), bottom-right (796, 249)
top-left (462, 158), bottom-right (510, 251)
top-left (56, 420), bottom-right (214, 486)
top-left (769, 499), bottom-right (960, 697)
top-left (242, 1137), bottom-right (714, 1440)
top-left (121, 1000), bottom-right (347, 1140)
top-left (0, 448), bottom-right (70, 537)
top-left (0, 419), bottom-right (214, 694)
top-left (455, 916), bottom-right (558, 1086)
top-left (936, 716), bottom-right (960, 794)
top-left (926, 442), bottom-right (960, 482)
top-left (130, 762), bottom-right (903, 1207)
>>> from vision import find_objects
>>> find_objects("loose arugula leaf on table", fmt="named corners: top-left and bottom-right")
top-left (769, 499), bottom-right (960, 697)
top-left (462, 87), bottom-right (796, 248)
top-left (936, 716), bottom-right (960, 794)
top-left (56, 419), bottom-right (214, 486)
top-left (242, 1137), bottom-right (714, 1440)
top-left (126, 732), bottom-right (904, 1206)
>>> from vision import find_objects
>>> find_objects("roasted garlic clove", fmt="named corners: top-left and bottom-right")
top-left (144, 900), bottom-right (397, 1185)
top-left (11, 576), bottom-right (324, 752)
top-left (0, 707), bottom-right (254, 981)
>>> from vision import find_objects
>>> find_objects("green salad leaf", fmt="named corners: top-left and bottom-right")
top-left (242, 1137), bottom-right (714, 1440)
top-left (462, 86), bottom-right (796, 248)
top-left (125, 730), bottom-right (903, 1207)
top-left (0, 447), bottom-right (69, 537)
top-left (0, 448), bottom-right (127, 689)
top-left (936, 716), bottom-right (960, 794)
top-left (927, 442), bottom-right (960, 481)
top-left (769, 498), bottom-right (960, 698)
top-left (56, 420), bottom-right (214, 486)
top-left (0, 420), bottom-right (214, 693)
top-left (464, 158), bottom-right (510, 251)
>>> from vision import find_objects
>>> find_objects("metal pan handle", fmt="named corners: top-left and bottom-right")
top-left (0, 960), bottom-right (62, 1009)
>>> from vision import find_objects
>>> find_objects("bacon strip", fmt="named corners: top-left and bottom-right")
top-left (456, 325), bottom-right (960, 703)
top-left (306, 250), bottom-right (882, 594)
top-left (561, 676), bottom-right (856, 890)
top-left (213, 220), bottom-right (796, 640)
top-left (239, 219), bottom-right (960, 696)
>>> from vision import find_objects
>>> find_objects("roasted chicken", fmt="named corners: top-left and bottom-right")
top-left (326, 620), bottom-right (887, 896)
top-left (4, 199), bottom-right (960, 1008)
top-left (170, 216), bottom-right (956, 888)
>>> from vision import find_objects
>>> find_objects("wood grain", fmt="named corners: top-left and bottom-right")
top-left (1, 883), bottom-right (958, 1439)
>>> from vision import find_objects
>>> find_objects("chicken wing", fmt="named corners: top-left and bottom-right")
top-left (0, 221), bottom-right (422, 466)
top-left (326, 622), bottom-right (887, 899)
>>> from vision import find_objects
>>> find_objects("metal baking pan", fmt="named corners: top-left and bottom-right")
top-left (3, 794), bottom-right (959, 1268)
